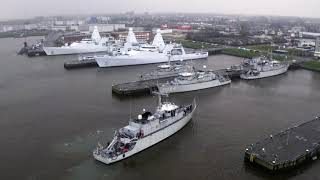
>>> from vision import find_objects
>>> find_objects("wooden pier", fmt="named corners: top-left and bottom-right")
top-left (112, 77), bottom-right (176, 95)
top-left (112, 69), bottom-right (243, 96)
top-left (207, 48), bottom-right (223, 55)
top-left (64, 60), bottom-right (98, 69)
top-left (245, 117), bottom-right (320, 172)
top-left (27, 49), bottom-right (46, 57)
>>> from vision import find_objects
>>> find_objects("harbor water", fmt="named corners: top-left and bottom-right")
top-left (1, 37), bottom-right (320, 180)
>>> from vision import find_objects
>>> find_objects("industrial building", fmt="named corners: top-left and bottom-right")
top-left (112, 31), bottom-right (151, 43)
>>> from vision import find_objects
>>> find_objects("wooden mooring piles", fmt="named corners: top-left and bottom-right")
top-left (64, 60), bottom-right (98, 69)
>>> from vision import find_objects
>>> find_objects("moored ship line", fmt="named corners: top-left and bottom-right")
top-left (94, 28), bottom-right (208, 67)
top-left (93, 94), bottom-right (196, 164)
top-left (95, 45), bottom-right (208, 67)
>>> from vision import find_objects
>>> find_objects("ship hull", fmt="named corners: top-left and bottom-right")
top-left (95, 53), bottom-right (208, 67)
top-left (140, 73), bottom-right (179, 81)
top-left (240, 65), bottom-right (289, 80)
top-left (43, 47), bottom-right (109, 56)
top-left (93, 106), bottom-right (195, 164)
top-left (158, 79), bottom-right (231, 93)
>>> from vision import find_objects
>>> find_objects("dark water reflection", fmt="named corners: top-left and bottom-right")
top-left (0, 37), bottom-right (319, 180)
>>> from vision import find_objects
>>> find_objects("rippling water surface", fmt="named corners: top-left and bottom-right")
top-left (1, 37), bottom-right (320, 180)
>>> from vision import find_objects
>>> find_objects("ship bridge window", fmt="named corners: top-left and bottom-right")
top-left (142, 111), bottom-right (152, 119)
top-left (133, 114), bottom-right (149, 124)
top-left (171, 49), bottom-right (183, 55)
top-left (142, 46), bottom-right (156, 49)
top-left (170, 110), bottom-right (176, 116)
top-left (122, 126), bottom-right (139, 138)
top-left (164, 110), bottom-right (176, 117)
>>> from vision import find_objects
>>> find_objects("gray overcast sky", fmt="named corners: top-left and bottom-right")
top-left (2, 0), bottom-right (320, 20)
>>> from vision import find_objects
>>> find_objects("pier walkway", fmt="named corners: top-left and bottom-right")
top-left (245, 117), bottom-right (320, 171)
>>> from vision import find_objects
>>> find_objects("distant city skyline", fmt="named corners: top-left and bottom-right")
top-left (2, 0), bottom-right (320, 20)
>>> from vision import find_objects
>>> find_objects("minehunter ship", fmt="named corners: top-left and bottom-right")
top-left (94, 29), bottom-right (208, 67)
top-left (43, 26), bottom-right (113, 56)
top-left (157, 69), bottom-right (231, 93)
top-left (240, 57), bottom-right (289, 80)
top-left (93, 94), bottom-right (196, 164)
top-left (139, 61), bottom-right (190, 81)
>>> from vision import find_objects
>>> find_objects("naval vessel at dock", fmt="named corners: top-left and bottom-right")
top-left (43, 26), bottom-right (114, 56)
top-left (93, 93), bottom-right (196, 164)
top-left (157, 68), bottom-right (231, 94)
top-left (240, 56), bottom-right (289, 80)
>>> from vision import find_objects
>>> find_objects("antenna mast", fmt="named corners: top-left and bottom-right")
top-left (270, 42), bottom-right (273, 61)
top-left (152, 91), bottom-right (168, 107)
top-left (129, 97), bottom-right (132, 120)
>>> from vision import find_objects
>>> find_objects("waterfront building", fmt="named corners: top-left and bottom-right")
top-left (112, 31), bottom-right (151, 43)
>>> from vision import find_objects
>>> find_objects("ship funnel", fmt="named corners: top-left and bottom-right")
top-left (91, 26), bottom-right (101, 43)
top-left (152, 29), bottom-right (165, 49)
top-left (126, 28), bottom-right (138, 44)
